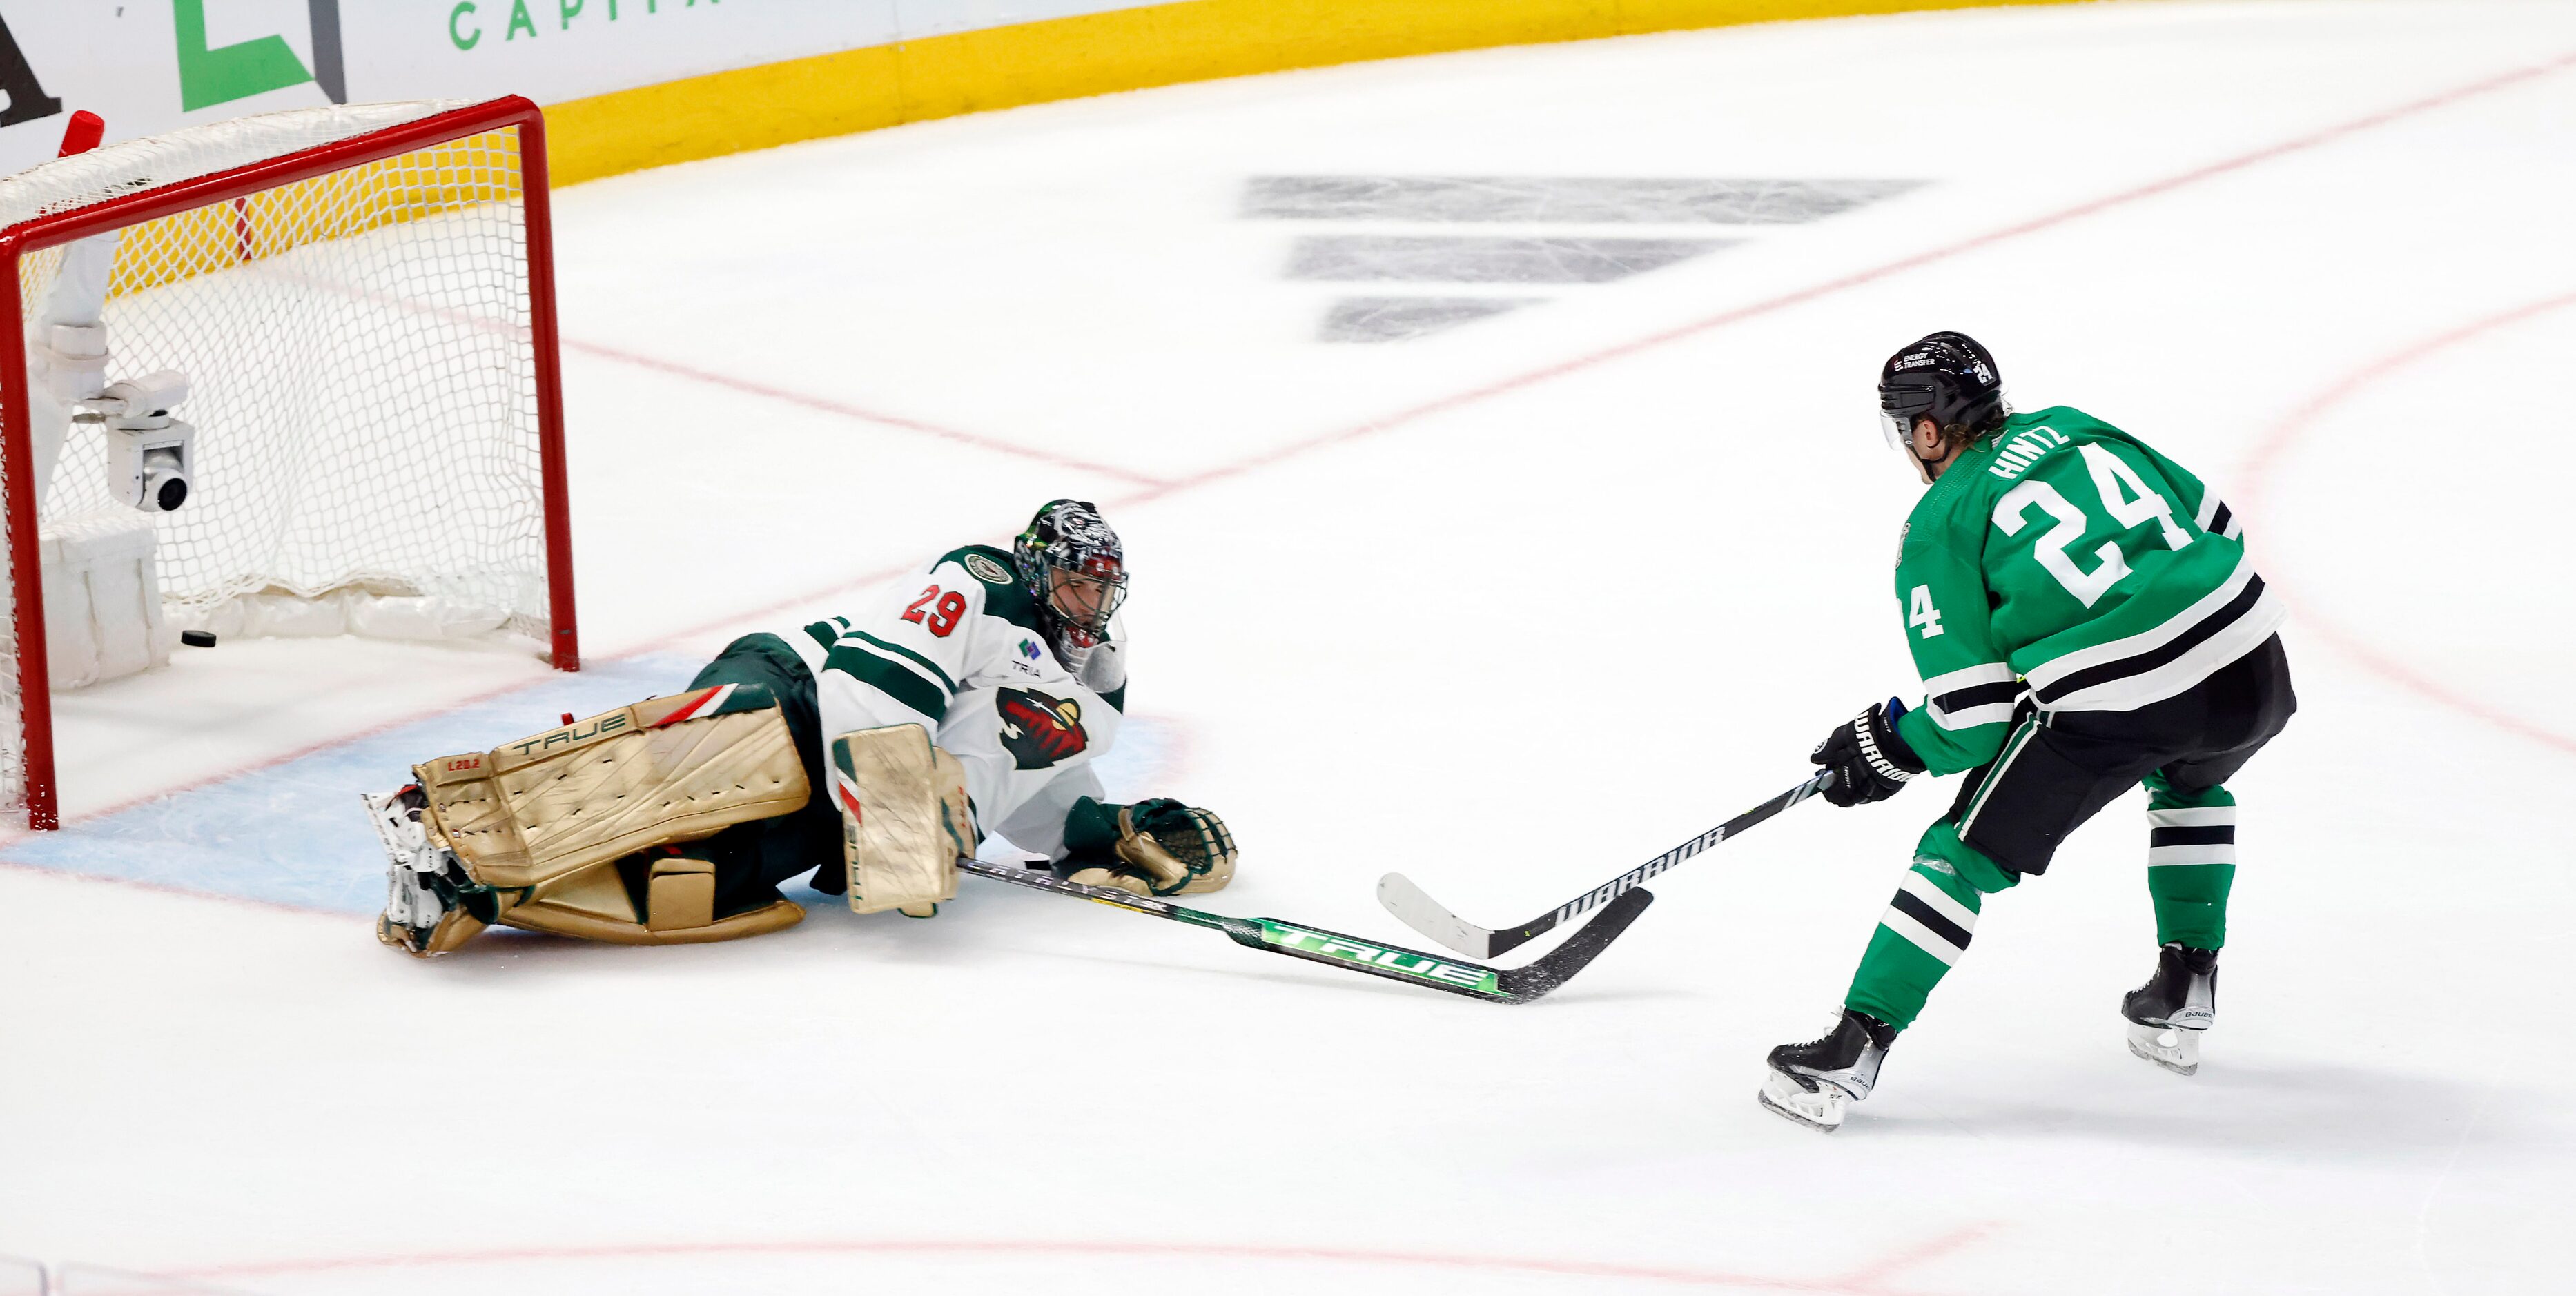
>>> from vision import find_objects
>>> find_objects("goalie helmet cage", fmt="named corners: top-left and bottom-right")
top-left (0, 97), bottom-right (577, 831)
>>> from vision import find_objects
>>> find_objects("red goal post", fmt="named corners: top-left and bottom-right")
top-left (0, 97), bottom-right (577, 830)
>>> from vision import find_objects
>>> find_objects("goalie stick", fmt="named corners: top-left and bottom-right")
top-left (1377, 771), bottom-right (1835, 959)
top-left (955, 857), bottom-right (1652, 1004)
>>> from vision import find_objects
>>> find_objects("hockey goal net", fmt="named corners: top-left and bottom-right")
top-left (0, 97), bottom-right (575, 829)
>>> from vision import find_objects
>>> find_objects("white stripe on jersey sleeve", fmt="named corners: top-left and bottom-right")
top-left (1929, 700), bottom-right (2019, 730)
top-left (1920, 662), bottom-right (2018, 694)
top-left (1920, 662), bottom-right (2020, 731)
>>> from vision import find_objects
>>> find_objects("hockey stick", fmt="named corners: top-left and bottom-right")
top-left (955, 857), bottom-right (1652, 1005)
top-left (1376, 771), bottom-right (1835, 959)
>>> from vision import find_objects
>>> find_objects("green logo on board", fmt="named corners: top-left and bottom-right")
top-left (173, 0), bottom-right (320, 111)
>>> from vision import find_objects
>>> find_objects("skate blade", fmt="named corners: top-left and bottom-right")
top-left (1757, 1071), bottom-right (1846, 1132)
top-left (2126, 1023), bottom-right (2202, 1077)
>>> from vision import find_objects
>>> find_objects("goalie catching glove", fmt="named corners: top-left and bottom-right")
top-left (1057, 795), bottom-right (1237, 896)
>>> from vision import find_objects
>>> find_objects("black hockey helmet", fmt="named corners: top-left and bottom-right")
top-left (1877, 331), bottom-right (2007, 451)
top-left (1013, 499), bottom-right (1126, 636)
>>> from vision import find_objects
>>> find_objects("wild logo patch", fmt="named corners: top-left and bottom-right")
top-left (997, 688), bottom-right (1088, 769)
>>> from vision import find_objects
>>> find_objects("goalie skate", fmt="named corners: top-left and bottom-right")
top-left (365, 785), bottom-right (489, 957)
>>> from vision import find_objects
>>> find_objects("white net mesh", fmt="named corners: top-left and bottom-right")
top-left (0, 100), bottom-right (558, 821)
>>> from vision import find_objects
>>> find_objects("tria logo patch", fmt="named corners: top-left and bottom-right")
top-left (1018, 638), bottom-right (1041, 660)
top-left (997, 687), bottom-right (1088, 769)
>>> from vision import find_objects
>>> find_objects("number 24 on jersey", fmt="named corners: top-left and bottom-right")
top-left (1993, 444), bottom-right (2191, 608)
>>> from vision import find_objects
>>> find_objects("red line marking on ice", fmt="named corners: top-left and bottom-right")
top-left (242, 262), bottom-right (1162, 488)
top-left (0, 854), bottom-right (335, 918)
top-left (20, 48), bottom-right (2573, 873)
top-left (1822, 1223), bottom-right (1995, 1294)
top-left (2240, 290), bottom-right (2576, 760)
top-left (645, 556), bottom-right (929, 657)
top-left (178, 1227), bottom-right (1996, 1294)
top-left (1104, 48), bottom-right (2576, 508)
top-left (563, 337), bottom-right (1169, 487)
top-left (0, 660), bottom-right (565, 852)
top-left (639, 48), bottom-right (2576, 654)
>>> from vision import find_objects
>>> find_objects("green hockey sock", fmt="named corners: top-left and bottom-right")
top-left (1844, 821), bottom-right (2017, 1030)
top-left (2143, 774), bottom-right (2236, 950)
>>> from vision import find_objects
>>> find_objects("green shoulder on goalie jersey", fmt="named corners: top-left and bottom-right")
top-left (1768, 333), bottom-right (2296, 1130)
top-left (365, 499), bottom-right (1236, 957)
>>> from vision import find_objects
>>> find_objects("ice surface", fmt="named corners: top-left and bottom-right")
top-left (1283, 233), bottom-right (1736, 283)
top-left (1317, 296), bottom-right (1541, 342)
top-left (3, 1), bottom-right (2573, 1291)
top-left (1240, 175), bottom-right (1923, 224)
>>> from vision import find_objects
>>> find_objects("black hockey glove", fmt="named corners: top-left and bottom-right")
top-left (1055, 796), bottom-right (1239, 896)
top-left (1810, 698), bottom-right (1926, 807)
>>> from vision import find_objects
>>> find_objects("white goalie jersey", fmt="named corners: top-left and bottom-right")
top-left (774, 544), bottom-right (1127, 861)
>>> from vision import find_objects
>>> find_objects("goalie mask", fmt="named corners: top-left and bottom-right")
top-left (1014, 499), bottom-right (1126, 669)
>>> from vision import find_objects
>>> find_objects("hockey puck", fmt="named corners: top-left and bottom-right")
top-left (179, 630), bottom-right (217, 648)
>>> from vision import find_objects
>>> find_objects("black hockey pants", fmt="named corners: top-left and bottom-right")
top-left (1949, 634), bottom-right (2299, 879)
top-left (666, 633), bottom-right (846, 917)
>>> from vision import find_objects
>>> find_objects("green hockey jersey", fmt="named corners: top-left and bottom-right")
top-left (1891, 406), bottom-right (2285, 776)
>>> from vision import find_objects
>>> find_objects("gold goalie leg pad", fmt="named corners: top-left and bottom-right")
top-left (410, 683), bottom-right (810, 894)
top-left (497, 856), bottom-right (806, 945)
top-left (831, 725), bottom-right (971, 917)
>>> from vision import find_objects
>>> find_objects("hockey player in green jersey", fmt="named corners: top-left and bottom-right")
top-left (1760, 333), bottom-right (2296, 1132)
top-left (366, 500), bottom-right (1236, 958)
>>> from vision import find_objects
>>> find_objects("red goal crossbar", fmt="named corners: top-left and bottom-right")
top-left (0, 96), bottom-right (578, 830)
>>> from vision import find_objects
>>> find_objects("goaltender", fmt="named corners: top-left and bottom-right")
top-left (365, 500), bottom-right (1236, 956)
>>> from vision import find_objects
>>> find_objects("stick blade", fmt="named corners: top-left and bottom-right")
top-left (1499, 886), bottom-right (1654, 1005)
top-left (1378, 872), bottom-right (1507, 958)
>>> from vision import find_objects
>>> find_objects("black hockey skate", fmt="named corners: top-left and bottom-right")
top-left (1757, 1008), bottom-right (1897, 1132)
top-left (364, 784), bottom-right (495, 958)
top-left (2122, 943), bottom-right (2218, 1076)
